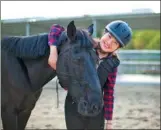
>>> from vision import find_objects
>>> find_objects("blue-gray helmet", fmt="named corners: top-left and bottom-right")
top-left (105, 20), bottom-right (132, 47)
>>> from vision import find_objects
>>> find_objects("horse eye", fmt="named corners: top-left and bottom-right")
top-left (77, 57), bottom-right (81, 61)
top-left (73, 57), bottom-right (82, 65)
top-left (74, 48), bottom-right (81, 54)
top-left (75, 36), bottom-right (78, 40)
top-left (65, 38), bottom-right (68, 42)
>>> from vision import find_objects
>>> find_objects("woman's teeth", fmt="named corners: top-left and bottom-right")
top-left (104, 42), bottom-right (109, 48)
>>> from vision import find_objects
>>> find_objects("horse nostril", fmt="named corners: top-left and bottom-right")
top-left (79, 99), bottom-right (88, 109)
top-left (84, 102), bottom-right (87, 106)
top-left (91, 104), bottom-right (99, 112)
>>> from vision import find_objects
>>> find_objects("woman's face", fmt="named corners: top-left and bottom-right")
top-left (100, 32), bottom-right (120, 53)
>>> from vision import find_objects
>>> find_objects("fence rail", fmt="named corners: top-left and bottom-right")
top-left (117, 50), bottom-right (160, 74)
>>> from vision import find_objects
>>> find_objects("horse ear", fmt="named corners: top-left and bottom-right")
top-left (67, 21), bottom-right (76, 41)
top-left (87, 24), bottom-right (94, 36)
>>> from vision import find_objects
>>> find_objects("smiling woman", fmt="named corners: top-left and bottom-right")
top-left (99, 32), bottom-right (120, 53)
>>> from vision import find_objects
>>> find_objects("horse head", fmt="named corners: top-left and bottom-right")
top-left (56, 21), bottom-right (103, 117)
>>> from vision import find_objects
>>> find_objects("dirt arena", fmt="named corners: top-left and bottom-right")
top-left (1, 79), bottom-right (160, 129)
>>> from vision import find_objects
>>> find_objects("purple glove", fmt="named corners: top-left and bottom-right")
top-left (48, 24), bottom-right (65, 46)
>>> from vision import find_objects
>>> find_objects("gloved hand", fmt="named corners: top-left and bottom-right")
top-left (48, 24), bottom-right (65, 46)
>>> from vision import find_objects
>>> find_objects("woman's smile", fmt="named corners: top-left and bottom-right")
top-left (103, 41), bottom-right (110, 49)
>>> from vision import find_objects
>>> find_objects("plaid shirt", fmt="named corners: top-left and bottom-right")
top-left (48, 24), bottom-right (117, 120)
top-left (103, 67), bottom-right (117, 120)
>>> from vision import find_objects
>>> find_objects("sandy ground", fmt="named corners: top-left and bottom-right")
top-left (1, 80), bottom-right (160, 129)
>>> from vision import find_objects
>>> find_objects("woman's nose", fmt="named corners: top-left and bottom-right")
top-left (105, 40), bottom-right (112, 46)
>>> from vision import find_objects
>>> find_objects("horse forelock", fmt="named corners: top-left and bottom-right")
top-left (57, 31), bottom-right (68, 46)
top-left (76, 29), bottom-right (94, 49)
top-left (58, 29), bottom-right (93, 50)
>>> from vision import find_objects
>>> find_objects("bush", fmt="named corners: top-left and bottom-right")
top-left (146, 32), bottom-right (160, 50)
top-left (125, 30), bottom-right (160, 50)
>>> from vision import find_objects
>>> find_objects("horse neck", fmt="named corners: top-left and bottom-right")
top-left (25, 41), bottom-right (71, 91)
top-left (23, 54), bottom-right (56, 91)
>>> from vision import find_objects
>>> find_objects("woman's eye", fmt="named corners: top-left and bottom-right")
top-left (108, 34), bottom-right (111, 39)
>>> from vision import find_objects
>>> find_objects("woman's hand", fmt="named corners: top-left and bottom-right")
top-left (48, 45), bottom-right (58, 70)
top-left (105, 120), bottom-right (112, 130)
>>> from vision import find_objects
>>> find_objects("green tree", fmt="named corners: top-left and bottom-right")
top-left (146, 32), bottom-right (160, 50)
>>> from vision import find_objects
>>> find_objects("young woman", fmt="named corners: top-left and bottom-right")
top-left (48, 20), bottom-right (132, 130)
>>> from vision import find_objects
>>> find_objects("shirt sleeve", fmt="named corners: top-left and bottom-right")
top-left (48, 24), bottom-right (65, 46)
top-left (103, 67), bottom-right (118, 120)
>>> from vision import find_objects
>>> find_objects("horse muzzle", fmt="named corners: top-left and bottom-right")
top-left (77, 98), bottom-right (103, 117)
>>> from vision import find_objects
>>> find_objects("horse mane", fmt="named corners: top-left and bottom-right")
top-left (1, 28), bottom-right (94, 59)
top-left (1, 33), bottom-right (49, 59)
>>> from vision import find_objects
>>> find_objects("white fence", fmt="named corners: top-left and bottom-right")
top-left (117, 50), bottom-right (160, 75)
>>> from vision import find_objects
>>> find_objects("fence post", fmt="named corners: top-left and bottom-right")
top-left (26, 22), bottom-right (30, 36)
top-left (91, 18), bottom-right (97, 38)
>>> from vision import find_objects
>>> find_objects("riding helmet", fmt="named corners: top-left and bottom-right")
top-left (105, 20), bottom-right (132, 47)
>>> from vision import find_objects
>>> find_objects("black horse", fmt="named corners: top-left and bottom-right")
top-left (1, 21), bottom-right (103, 130)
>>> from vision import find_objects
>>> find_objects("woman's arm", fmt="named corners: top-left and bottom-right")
top-left (103, 67), bottom-right (118, 128)
top-left (48, 24), bottom-right (65, 70)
